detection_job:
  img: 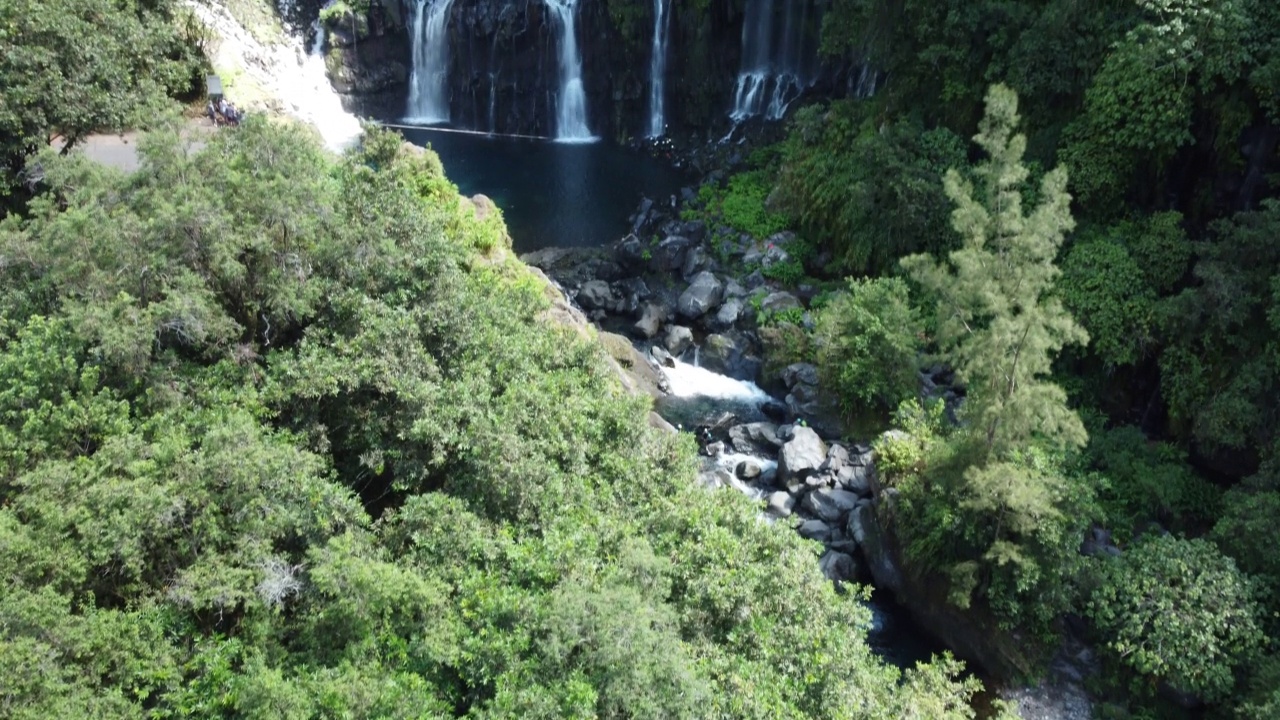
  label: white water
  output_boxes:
[543,0,596,143]
[406,0,456,123]
[729,0,817,122]
[189,1,361,152]
[661,358,771,403]
[647,0,671,137]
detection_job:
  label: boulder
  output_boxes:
[761,291,802,314]
[802,487,861,522]
[851,503,903,593]
[700,332,762,382]
[663,325,694,357]
[653,236,694,272]
[712,297,744,329]
[682,245,708,278]
[796,518,833,543]
[577,280,615,311]
[728,422,783,454]
[650,344,675,368]
[677,271,725,319]
[765,491,796,519]
[822,443,850,473]
[735,460,762,480]
[819,550,861,584]
[633,301,669,339]
[779,426,827,481]
[837,465,872,496]
[782,362,820,389]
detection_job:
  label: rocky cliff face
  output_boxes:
[320,0,826,140]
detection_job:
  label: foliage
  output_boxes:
[775,102,966,275]
[896,85,1092,626]
[0,0,195,195]
[1086,424,1221,539]
[1158,199,1280,452]
[1085,534,1264,701]
[1059,236,1157,368]
[686,170,789,240]
[0,121,995,718]
[813,277,922,419]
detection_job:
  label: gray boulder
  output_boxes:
[796,518,833,543]
[761,291,802,314]
[677,271,725,319]
[765,491,796,519]
[819,550,861,584]
[779,426,827,481]
[653,236,694,272]
[663,325,694,356]
[728,422,784,454]
[782,362,820,389]
[822,443,850,473]
[700,332,763,382]
[837,465,872,496]
[633,301,668,339]
[712,297,744,329]
[802,487,861,522]
[735,460,762,480]
[577,280,615,311]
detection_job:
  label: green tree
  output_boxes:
[899,84,1090,616]
[813,276,922,420]
[0,0,194,194]
[903,83,1088,458]
[1086,534,1264,701]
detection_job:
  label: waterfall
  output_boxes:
[543,0,595,142]
[488,72,498,134]
[405,0,455,123]
[729,0,819,122]
[647,0,671,137]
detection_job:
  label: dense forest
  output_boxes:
[3,0,1280,718]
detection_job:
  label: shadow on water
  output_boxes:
[396,126,692,253]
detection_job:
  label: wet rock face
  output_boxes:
[328,0,754,137]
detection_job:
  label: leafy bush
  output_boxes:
[813,277,922,419]
[1086,535,1264,702]
[686,171,789,240]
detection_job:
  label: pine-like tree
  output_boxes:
[902,84,1089,601]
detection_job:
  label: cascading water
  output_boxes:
[729,0,820,122]
[543,0,596,142]
[647,0,671,137]
[405,0,455,123]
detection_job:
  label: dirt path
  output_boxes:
[60,120,217,172]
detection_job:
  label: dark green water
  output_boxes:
[398,127,691,254]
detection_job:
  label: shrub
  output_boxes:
[813,277,921,419]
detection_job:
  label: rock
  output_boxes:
[682,245,708,278]
[653,235,694,272]
[697,469,731,490]
[736,460,762,480]
[782,362,820,389]
[712,297,744,329]
[650,344,675,368]
[677,271,725,319]
[633,301,668,339]
[614,234,648,271]
[837,465,872,496]
[823,443,850,473]
[728,422,783,454]
[760,400,788,423]
[597,332,668,398]
[851,504,903,594]
[765,491,796,519]
[761,242,790,269]
[723,279,747,298]
[703,441,725,457]
[631,197,654,234]
[802,487,861,522]
[577,280,615,311]
[819,550,861,584]
[743,269,767,289]
[663,325,694,357]
[796,518,833,543]
[760,291,802,314]
[648,412,676,433]
[700,332,762,382]
[779,426,828,481]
